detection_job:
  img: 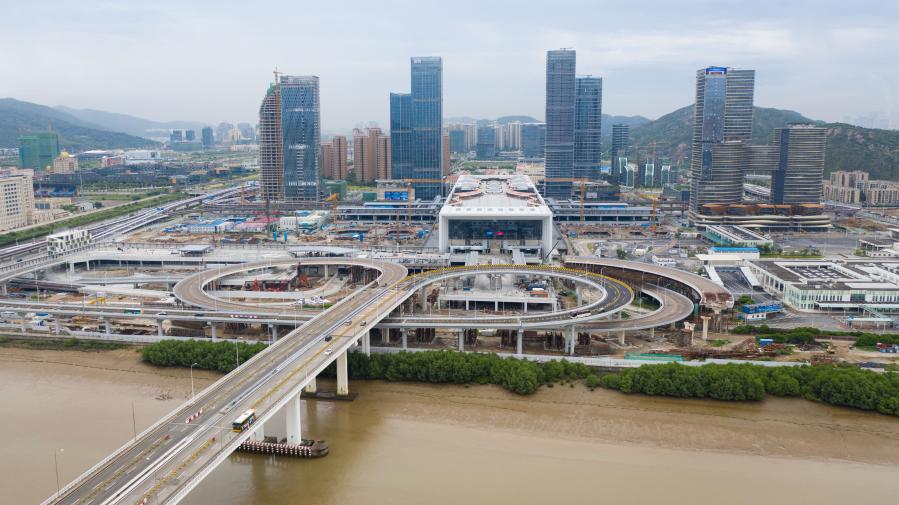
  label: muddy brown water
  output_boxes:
[1,347,897,504]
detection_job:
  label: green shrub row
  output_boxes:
[732,324,899,346]
[141,339,267,373]
[318,350,593,395]
[600,362,899,416]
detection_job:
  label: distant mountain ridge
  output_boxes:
[628,105,899,180]
[55,106,208,139]
[0,98,158,151]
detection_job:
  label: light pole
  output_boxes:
[54,448,64,495]
[190,362,199,402]
[235,342,240,369]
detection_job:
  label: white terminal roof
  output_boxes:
[439,175,552,219]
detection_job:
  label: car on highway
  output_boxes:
[324,347,333,355]
[360,320,367,327]
[324,335,333,342]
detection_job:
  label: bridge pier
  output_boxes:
[251,424,265,442]
[566,326,576,355]
[618,330,626,346]
[362,330,370,356]
[516,329,523,356]
[210,322,217,340]
[401,328,408,350]
[19,314,25,333]
[102,317,109,336]
[575,285,581,305]
[304,377,317,394]
[270,324,277,342]
[0,283,6,296]
[701,315,710,341]
[285,394,302,444]
[157,320,165,338]
[336,350,349,396]
[458,329,464,352]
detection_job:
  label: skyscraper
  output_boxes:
[610,124,629,183]
[258,82,284,200]
[170,130,183,143]
[771,125,826,204]
[442,133,450,176]
[257,74,322,201]
[544,49,577,198]
[476,126,496,160]
[574,76,602,181]
[521,123,546,158]
[201,127,214,148]
[18,132,59,170]
[689,66,755,213]
[184,130,196,141]
[390,92,413,181]
[280,75,321,201]
[448,129,466,154]
[390,56,443,199]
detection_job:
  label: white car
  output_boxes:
[324,347,333,356]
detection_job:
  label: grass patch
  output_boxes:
[0,336,124,351]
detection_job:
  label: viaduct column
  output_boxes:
[336,350,349,396]
[458,329,465,352]
[157,320,165,338]
[285,394,302,445]
[210,322,217,340]
[401,328,408,350]
[516,328,523,356]
[701,315,710,341]
[305,377,317,394]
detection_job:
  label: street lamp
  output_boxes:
[190,362,199,402]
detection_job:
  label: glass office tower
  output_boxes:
[410,56,443,200]
[574,76,602,181]
[390,92,413,180]
[280,75,321,201]
[544,49,577,198]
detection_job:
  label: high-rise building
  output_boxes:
[353,127,389,182]
[18,132,60,170]
[442,133,451,176]
[689,66,755,213]
[521,123,546,158]
[258,83,284,200]
[448,129,466,154]
[0,168,34,231]
[215,122,235,144]
[170,130,183,143]
[331,135,348,180]
[321,141,333,179]
[237,123,255,141]
[390,93,413,182]
[574,76,602,181]
[770,125,826,205]
[201,127,214,148]
[410,56,443,199]
[544,49,577,198]
[279,75,321,201]
[610,124,629,183]
[184,130,196,142]
[476,126,496,160]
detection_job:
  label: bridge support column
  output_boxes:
[19,314,25,334]
[362,330,370,356]
[305,377,317,394]
[336,351,349,396]
[270,324,277,342]
[516,329,523,356]
[618,330,626,346]
[210,322,217,340]
[701,316,710,341]
[157,320,165,338]
[458,330,464,352]
[251,424,265,442]
[566,326,576,355]
[68,262,74,274]
[54,319,60,334]
[575,285,581,305]
[285,394,302,445]
[0,283,6,296]
[102,318,110,336]
[401,328,408,350]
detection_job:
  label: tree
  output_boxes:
[616,248,627,260]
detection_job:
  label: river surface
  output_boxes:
[2,346,899,504]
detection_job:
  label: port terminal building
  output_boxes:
[747,259,899,313]
[438,175,553,256]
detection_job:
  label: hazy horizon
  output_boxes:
[2,0,897,132]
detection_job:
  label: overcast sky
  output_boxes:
[2,0,897,132]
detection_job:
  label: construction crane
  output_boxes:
[325,192,340,223]
[402,178,444,224]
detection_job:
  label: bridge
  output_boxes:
[39,254,728,504]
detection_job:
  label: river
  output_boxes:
[2,346,898,504]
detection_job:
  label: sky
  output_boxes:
[2,0,898,132]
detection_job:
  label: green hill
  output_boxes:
[0,98,158,151]
[629,105,899,180]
